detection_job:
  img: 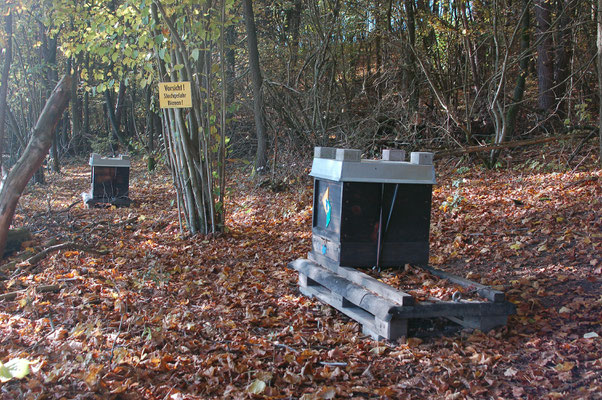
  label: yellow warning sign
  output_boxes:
[158,81,192,108]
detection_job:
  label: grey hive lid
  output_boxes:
[309,147,436,184]
[89,153,131,168]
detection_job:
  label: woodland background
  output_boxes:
[0,0,601,209]
[0,0,600,399]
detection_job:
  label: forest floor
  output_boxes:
[0,147,600,399]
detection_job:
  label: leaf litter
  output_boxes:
[0,152,600,399]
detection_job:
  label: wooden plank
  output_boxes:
[390,301,516,319]
[304,255,415,306]
[299,284,378,334]
[299,281,408,340]
[290,259,397,320]
[418,265,506,303]
[446,315,508,331]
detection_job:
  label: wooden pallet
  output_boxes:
[289,258,516,341]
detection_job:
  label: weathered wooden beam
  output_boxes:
[390,300,515,319]
[290,259,397,320]
[417,265,505,303]
[299,279,408,340]
[446,315,509,331]
[298,256,415,306]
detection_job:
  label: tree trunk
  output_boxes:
[81,54,90,153]
[3,228,31,256]
[51,135,60,173]
[490,0,531,165]
[405,0,419,119]
[286,0,302,83]
[505,0,531,139]
[70,59,81,158]
[242,0,268,173]
[0,75,71,257]
[144,86,156,171]
[43,33,60,172]
[105,89,131,153]
[555,0,572,120]
[535,0,555,112]
[0,13,13,177]
[225,25,236,106]
[598,0,602,163]
[114,80,127,129]
[374,1,382,99]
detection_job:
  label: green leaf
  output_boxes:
[0,359,31,382]
[191,49,200,61]
[246,379,266,395]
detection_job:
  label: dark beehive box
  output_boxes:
[309,148,435,268]
[82,154,131,207]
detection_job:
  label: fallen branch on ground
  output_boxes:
[0,284,61,301]
[1,242,109,275]
[24,242,109,267]
[434,132,592,159]
[562,176,599,190]
[74,216,139,234]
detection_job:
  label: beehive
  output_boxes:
[309,148,435,268]
[83,153,131,207]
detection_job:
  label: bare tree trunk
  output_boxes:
[405,0,419,119]
[490,0,531,165]
[0,75,71,257]
[555,0,572,120]
[70,59,81,159]
[144,86,156,171]
[0,13,13,177]
[505,0,531,139]
[535,0,555,112]
[105,89,131,153]
[242,0,268,173]
[81,54,90,153]
[598,0,602,163]
[286,0,302,83]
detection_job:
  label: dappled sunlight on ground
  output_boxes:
[0,154,599,398]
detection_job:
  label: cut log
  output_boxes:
[3,228,32,256]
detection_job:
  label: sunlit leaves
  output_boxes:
[0,359,31,382]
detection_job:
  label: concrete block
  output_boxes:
[335,148,362,162]
[314,147,337,159]
[382,149,406,162]
[410,152,434,165]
